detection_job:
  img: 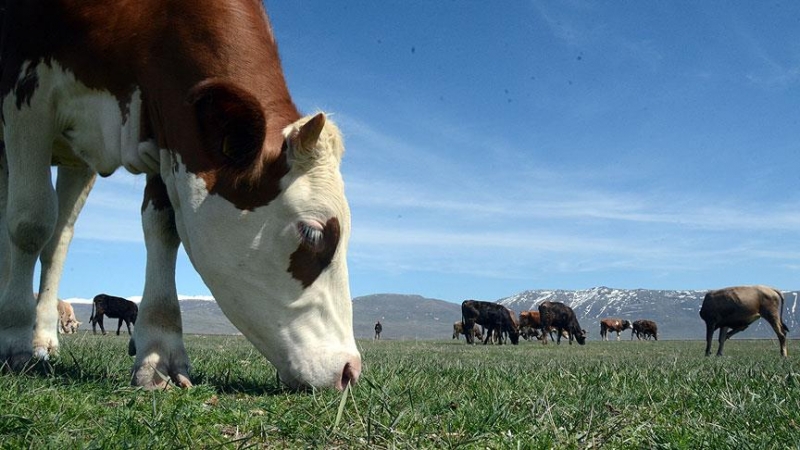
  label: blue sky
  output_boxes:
[53,1,800,304]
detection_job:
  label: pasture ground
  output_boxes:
[0,334,798,448]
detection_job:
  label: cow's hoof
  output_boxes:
[132,362,193,390]
[32,335,60,360]
[32,346,55,360]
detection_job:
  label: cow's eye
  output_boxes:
[297,222,324,252]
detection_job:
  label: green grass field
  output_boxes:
[1,334,798,449]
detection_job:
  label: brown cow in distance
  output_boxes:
[90,294,138,336]
[461,300,520,345]
[452,321,484,341]
[700,285,789,357]
[538,301,586,345]
[600,318,631,341]
[631,320,658,341]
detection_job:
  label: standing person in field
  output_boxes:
[374,321,383,340]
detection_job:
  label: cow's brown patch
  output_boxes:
[288,217,341,288]
[142,175,172,213]
[183,79,296,211]
[0,1,301,211]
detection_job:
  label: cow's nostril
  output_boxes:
[337,359,361,391]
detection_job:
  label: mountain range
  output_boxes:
[66,287,800,341]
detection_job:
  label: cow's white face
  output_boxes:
[162,112,360,390]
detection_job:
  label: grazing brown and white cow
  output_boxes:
[538,301,586,345]
[599,318,631,341]
[461,300,520,345]
[0,0,360,391]
[452,321,484,341]
[89,294,138,336]
[631,320,658,341]
[57,300,80,334]
[700,285,789,357]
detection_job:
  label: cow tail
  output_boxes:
[89,301,95,322]
[775,288,790,334]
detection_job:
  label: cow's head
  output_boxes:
[163,81,360,390]
[508,329,520,345]
[69,320,82,333]
[575,328,587,345]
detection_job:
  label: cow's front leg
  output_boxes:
[33,166,95,359]
[0,121,57,370]
[130,175,191,389]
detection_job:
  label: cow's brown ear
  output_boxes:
[187,79,266,166]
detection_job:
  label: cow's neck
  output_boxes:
[130,1,302,161]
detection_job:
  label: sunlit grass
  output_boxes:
[0,334,798,448]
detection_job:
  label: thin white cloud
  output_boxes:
[348,222,776,282]
[348,174,800,233]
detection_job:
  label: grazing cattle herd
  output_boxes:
[451,285,790,357]
[3,282,795,396]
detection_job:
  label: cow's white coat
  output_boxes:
[0,60,360,390]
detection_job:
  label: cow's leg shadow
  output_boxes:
[130,175,191,389]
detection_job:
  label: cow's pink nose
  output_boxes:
[336,358,362,391]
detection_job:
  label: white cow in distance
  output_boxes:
[57,300,80,334]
